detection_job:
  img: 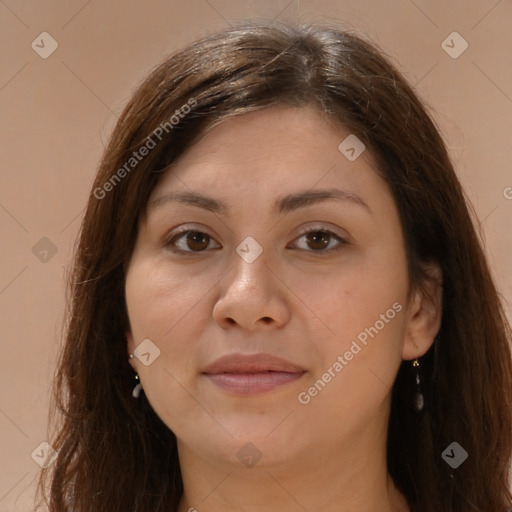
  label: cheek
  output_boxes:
[125,260,215,430]
[125,258,210,372]
[297,296,406,435]
[315,247,408,344]
[127,258,196,330]
[297,247,409,407]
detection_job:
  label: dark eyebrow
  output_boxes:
[148,188,371,215]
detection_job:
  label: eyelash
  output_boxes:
[164,226,350,256]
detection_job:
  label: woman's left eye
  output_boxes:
[164,228,349,255]
[291,228,349,253]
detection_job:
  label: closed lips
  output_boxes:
[202,353,306,395]
[202,353,306,375]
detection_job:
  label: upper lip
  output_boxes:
[202,353,305,374]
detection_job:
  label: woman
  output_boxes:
[37,21,512,512]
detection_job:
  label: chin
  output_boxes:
[181,425,301,470]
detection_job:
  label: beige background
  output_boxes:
[1,0,511,510]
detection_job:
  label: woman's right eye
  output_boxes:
[165,230,219,254]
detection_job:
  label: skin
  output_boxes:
[125,105,442,512]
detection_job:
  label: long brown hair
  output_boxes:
[37,20,512,512]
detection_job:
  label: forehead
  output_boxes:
[170,105,363,168]
[147,105,390,214]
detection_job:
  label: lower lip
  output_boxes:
[204,371,305,395]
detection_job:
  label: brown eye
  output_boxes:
[166,230,215,253]
[304,231,331,251]
[184,231,210,251]
[291,229,349,254]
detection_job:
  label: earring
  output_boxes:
[128,354,143,399]
[412,358,424,412]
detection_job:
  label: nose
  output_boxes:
[212,249,291,331]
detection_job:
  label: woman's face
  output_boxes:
[125,105,427,470]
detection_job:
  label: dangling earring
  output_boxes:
[412,358,424,411]
[128,354,143,398]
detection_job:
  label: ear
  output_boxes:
[402,262,443,361]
